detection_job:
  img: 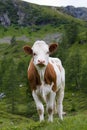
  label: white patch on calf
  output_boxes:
[36,82,54,102]
[49,57,63,90]
[32,41,49,67]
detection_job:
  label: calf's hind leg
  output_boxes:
[56,88,64,120]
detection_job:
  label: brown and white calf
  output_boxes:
[23,40,65,122]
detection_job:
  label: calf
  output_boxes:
[23,40,65,122]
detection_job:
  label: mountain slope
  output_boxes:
[0,0,87,127]
[0,0,86,27]
[57,6,87,21]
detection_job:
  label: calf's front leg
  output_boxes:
[32,91,44,122]
[46,91,56,122]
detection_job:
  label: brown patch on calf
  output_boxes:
[38,109,43,115]
[28,59,41,91]
[44,63,57,92]
[28,60,57,92]
[48,108,53,114]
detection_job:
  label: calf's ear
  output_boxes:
[49,43,58,54]
[23,45,33,55]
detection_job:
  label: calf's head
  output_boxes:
[23,40,58,68]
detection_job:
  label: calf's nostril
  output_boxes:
[38,60,41,63]
[42,60,45,63]
[38,60,45,64]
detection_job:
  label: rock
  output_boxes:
[0,93,6,99]
[59,6,87,21]
[17,10,25,25]
[0,13,11,27]
[43,33,62,44]
[16,35,29,42]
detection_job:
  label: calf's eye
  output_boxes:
[46,51,49,54]
[33,53,37,56]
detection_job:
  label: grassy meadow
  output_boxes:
[0,25,87,129]
[0,1,87,129]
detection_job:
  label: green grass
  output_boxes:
[0,91,87,119]
[0,111,87,130]
[0,41,87,129]
[68,43,87,67]
[0,111,42,130]
[0,3,87,129]
[37,114,87,130]
[64,91,87,113]
[0,24,60,40]
[0,91,87,130]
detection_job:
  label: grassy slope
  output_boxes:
[69,43,87,64]
[38,114,87,130]
[0,111,87,130]
[0,111,42,130]
[0,90,87,130]
[0,32,87,130]
[0,4,87,129]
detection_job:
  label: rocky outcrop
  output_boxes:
[43,33,61,44]
[17,10,25,25]
[0,0,25,26]
[0,13,11,27]
[0,0,87,27]
[58,6,87,21]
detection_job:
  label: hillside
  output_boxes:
[0,0,74,27]
[0,0,86,27]
[0,0,87,44]
[57,6,87,21]
[0,0,87,129]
